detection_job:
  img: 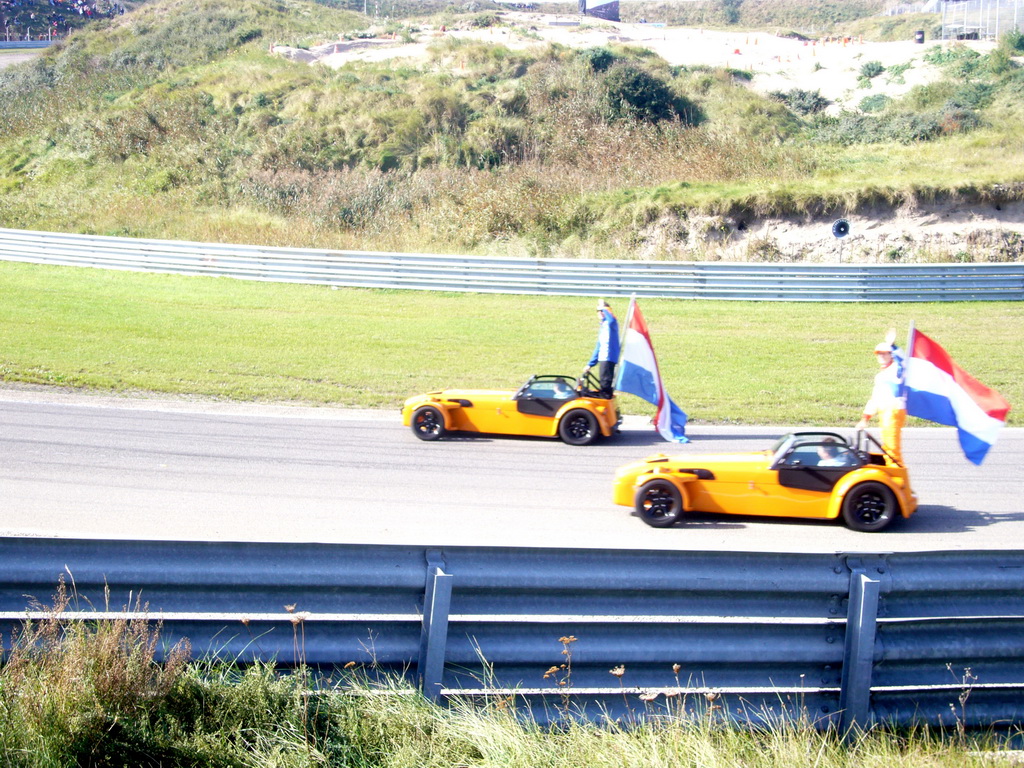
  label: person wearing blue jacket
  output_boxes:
[587,299,620,398]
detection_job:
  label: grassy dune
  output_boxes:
[1,0,1023,260]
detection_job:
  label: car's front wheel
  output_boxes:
[411,406,446,441]
[634,478,683,528]
[841,481,897,532]
[558,409,599,445]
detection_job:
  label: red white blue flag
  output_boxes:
[613,299,688,443]
[902,328,1010,465]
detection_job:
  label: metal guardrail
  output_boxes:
[0,41,52,49]
[1,228,1022,302]
[1,537,1022,729]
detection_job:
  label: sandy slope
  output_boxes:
[289,11,973,110]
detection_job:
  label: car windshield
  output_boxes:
[521,375,577,400]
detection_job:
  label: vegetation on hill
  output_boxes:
[0,0,1023,261]
[616,0,885,32]
[840,11,943,43]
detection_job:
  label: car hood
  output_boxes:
[617,451,772,475]
[408,388,516,403]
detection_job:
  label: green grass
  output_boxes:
[1,585,1019,767]
[1,262,1020,425]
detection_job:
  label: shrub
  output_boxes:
[945,82,995,110]
[603,64,678,123]
[581,46,616,73]
[859,94,891,113]
[810,110,949,144]
[924,44,983,79]
[468,11,500,28]
[986,46,1013,76]
[859,60,885,79]
[460,116,531,168]
[769,88,829,115]
[747,235,787,262]
[937,106,982,134]
[886,61,912,85]
[999,29,1024,54]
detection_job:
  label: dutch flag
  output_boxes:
[902,327,1011,465]
[613,298,688,443]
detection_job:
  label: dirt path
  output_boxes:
[0,50,42,70]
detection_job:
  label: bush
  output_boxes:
[603,64,678,122]
[468,11,500,28]
[460,116,531,168]
[999,28,1024,54]
[859,60,885,79]
[946,82,995,110]
[769,88,829,115]
[986,46,1013,76]
[924,44,983,79]
[858,93,891,113]
[581,46,616,73]
[810,110,949,144]
[885,61,912,85]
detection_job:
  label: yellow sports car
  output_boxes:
[613,431,917,532]
[402,373,620,445]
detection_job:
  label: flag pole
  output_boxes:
[614,294,636,391]
[905,320,916,369]
[896,321,914,397]
[621,293,636,347]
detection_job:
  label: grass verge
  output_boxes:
[0,261,1020,425]
[0,586,1020,767]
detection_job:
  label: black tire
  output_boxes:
[411,406,446,441]
[634,478,683,528]
[841,481,897,532]
[558,409,599,446]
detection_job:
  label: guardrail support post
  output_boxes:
[418,550,453,702]
[839,568,881,732]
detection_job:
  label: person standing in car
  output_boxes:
[587,299,619,398]
[856,329,906,464]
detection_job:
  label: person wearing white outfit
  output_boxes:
[856,329,906,465]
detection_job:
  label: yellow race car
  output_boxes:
[402,373,620,446]
[613,430,917,532]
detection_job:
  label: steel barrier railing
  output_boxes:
[1,537,1022,728]
[0,41,52,49]
[1,228,1022,301]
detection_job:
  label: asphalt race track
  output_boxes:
[1,388,1021,553]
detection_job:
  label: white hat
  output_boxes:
[596,298,610,310]
[874,342,893,354]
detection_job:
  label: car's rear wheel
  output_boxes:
[841,481,897,532]
[558,409,599,445]
[411,406,446,441]
[634,478,683,528]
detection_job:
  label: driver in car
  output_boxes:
[551,379,575,398]
[817,438,855,467]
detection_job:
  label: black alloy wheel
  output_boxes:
[558,409,599,445]
[841,481,897,532]
[411,406,446,441]
[634,478,683,528]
